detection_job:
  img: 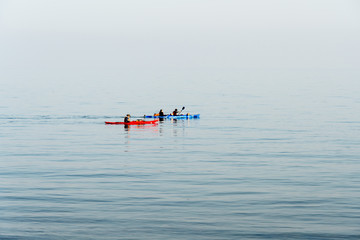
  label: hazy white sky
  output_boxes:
[1,0,359,32]
[1,0,359,82]
[1,0,359,115]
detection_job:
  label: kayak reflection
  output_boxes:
[123,123,158,131]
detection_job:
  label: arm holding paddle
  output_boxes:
[172,106,185,116]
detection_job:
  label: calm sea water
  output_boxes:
[1,70,360,239]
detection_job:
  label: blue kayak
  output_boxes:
[144,114,200,119]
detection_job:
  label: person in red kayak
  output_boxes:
[124,114,130,123]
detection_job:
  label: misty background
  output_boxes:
[1,0,359,116]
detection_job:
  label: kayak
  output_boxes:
[144,114,200,119]
[105,119,159,125]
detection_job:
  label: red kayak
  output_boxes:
[105,119,159,125]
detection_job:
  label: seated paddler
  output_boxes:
[124,114,131,123]
[159,109,165,116]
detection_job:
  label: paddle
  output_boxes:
[178,106,185,115]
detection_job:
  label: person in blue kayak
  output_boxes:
[172,107,185,116]
[124,114,131,123]
[159,109,165,116]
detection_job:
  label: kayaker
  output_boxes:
[124,114,130,123]
[172,107,185,116]
[159,109,165,116]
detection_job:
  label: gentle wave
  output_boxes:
[0,115,121,120]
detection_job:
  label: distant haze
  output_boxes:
[1,0,359,71]
[1,0,359,115]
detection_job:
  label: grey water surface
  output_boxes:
[1,69,360,240]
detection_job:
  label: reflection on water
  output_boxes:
[122,122,160,152]
[2,104,359,240]
[121,119,199,151]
